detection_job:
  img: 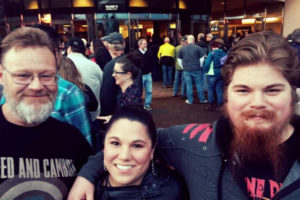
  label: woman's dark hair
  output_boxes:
[91,38,103,54]
[105,105,156,148]
[116,51,142,80]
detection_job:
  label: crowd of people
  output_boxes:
[1,24,300,200]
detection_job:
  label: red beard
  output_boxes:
[227,108,290,180]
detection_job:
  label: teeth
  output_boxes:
[116,165,132,170]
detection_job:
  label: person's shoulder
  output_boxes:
[133,49,140,54]
[175,44,182,49]
[84,57,102,71]
[57,78,84,98]
[103,59,117,73]
[292,115,300,132]
[142,165,188,199]
[195,44,203,50]
[45,117,91,145]
[46,117,80,131]
[58,77,78,90]
[179,45,188,51]
[158,122,215,143]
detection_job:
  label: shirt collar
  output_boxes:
[139,48,146,54]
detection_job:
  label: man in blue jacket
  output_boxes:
[68,31,300,200]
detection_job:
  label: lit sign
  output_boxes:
[105,5,119,11]
[98,0,125,11]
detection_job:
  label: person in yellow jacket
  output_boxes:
[157,37,175,88]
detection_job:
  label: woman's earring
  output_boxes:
[104,161,107,171]
[151,159,157,177]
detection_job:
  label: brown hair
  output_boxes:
[222,30,300,104]
[116,51,142,80]
[91,38,103,54]
[59,56,86,92]
[1,27,56,66]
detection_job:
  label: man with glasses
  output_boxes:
[1,24,93,145]
[0,27,93,199]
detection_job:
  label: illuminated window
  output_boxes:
[40,14,51,24]
[73,0,94,7]
[179,0,190,9]
[130,0,148,7]
[24,0,38,10]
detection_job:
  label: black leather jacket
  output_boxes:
[95,165,188,200]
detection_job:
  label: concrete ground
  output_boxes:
[145,81,221,128]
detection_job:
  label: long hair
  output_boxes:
[59,56,86,92]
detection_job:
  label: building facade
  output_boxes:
[0,0,211,49]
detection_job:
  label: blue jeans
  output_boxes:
[203,73,208,92]
[142,73,152,107]
[207,75,224,105]
[184,70,206,103]
[162,65,173,86]
[173,70,186,96]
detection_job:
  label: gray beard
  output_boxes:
[4,90,55,125]
[11,100,54,125]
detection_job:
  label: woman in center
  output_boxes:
[113,54,143,108]
[95,105,187,199]
[97,53,143,123]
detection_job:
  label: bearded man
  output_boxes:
[0,27,93,199]
[68,31,300,200]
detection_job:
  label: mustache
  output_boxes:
[241,110,276,121]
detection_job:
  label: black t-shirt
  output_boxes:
[244,131,299,199]
[0,106,93,199]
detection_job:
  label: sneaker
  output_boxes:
[144,105,152,111]
[172,94,178,97]
[185,100,192,104]
[200,100,208,104]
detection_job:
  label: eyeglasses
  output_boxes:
[3,68,58,86]
[112,70,127,75]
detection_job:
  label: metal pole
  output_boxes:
[281,4,284,35]
[224,0,228,44]
[128,12,132,51]
[262,7,267,31]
